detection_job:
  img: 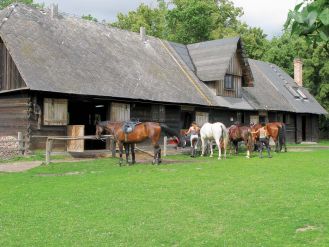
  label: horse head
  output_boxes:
[95,123,104,139]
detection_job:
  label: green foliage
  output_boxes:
[1,151,329,245]
[111,0,167,39]
[82,14,98,22]
[111,0,248,45]
[0,0,39,10]
[285,0,329,52]
[166,0,218,43]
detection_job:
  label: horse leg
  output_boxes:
[215,139,221,160]
[201,138,205,157]
[119,142,123,166]
[234,141,238,155]
[153,144,160,165]
[209,141,214,158]
[124,143,130,165]
[245,141,250,158]
[131,144,136,164]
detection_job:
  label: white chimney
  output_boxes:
[50,4,58,18]
[294,58,303,87]
[140,26,146,43]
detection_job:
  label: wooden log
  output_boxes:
[163,136,167,157]
[111,139,116,157]
[46,139,54,165]
[17,132,24,155]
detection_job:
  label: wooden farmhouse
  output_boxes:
[0,4,327,152]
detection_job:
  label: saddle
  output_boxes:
[122,120,141,134]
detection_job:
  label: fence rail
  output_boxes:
[45,135,114,164]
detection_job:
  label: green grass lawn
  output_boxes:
[1,150,329,246]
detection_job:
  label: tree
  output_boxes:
[111,0,167,39]
[285,0,329,131]
[285,0,329,54]
[82,14,98,22]
[0,0,39,10]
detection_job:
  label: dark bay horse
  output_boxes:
[96,121,182,165]
[251,122,287,152]
[228,124,253,158]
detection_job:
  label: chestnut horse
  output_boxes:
[96,121,181,165]
[228,124,253,158]
[266,122,287,152]
[251,122,287,152]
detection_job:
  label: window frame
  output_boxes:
[43,98,68,126]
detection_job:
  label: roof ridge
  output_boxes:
[0,3,18,30]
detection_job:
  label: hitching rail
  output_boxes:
[45,135,113,165]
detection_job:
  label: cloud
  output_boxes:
[232,0,303,37]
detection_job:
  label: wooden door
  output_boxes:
[67,125,84,152]
[110,103,130,121]
[250,115,259,124]
[195,112,209,127]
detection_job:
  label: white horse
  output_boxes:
[200,122,229,160]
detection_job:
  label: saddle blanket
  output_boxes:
[122,120,141,134]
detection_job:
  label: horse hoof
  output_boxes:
[218,157,222,160]
[210,155,213,158]
[246,156,250,159]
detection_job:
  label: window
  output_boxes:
[224,75,234,90]
[286,85,308,100]
[43,98,68,126]
[151,105,165,122]
[297,88,308,99]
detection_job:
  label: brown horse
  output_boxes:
[228,124,253,158]
[251,122,287,152]
[96,121,182,165]
[266,122,287,152]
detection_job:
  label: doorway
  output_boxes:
[181,111,194,129]
[68,100,107,150]
[302,116,307,141]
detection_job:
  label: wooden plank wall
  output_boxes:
[29,95,67,151]
[216,53,243,98]
[268,112,296,143]
[0,94,29,136]
[209,109,237,127]
[0,40,26,91]
[311,114,319,142]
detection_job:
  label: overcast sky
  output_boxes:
[34,0,303,38]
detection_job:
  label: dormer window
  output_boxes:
[224,74,234,90]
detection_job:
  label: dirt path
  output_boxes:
[0,161,42,173]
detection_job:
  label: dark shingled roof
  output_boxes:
[0,4,326,115]
[187,37,240,82]
[243,59,327,114]
[0,4,215,106]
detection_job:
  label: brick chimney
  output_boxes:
[294,58,303,87]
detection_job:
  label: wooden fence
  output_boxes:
[45,135,114,164]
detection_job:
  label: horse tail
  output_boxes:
[160,123,183,146]
[221,124,229,149]
[279,124,287,151]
